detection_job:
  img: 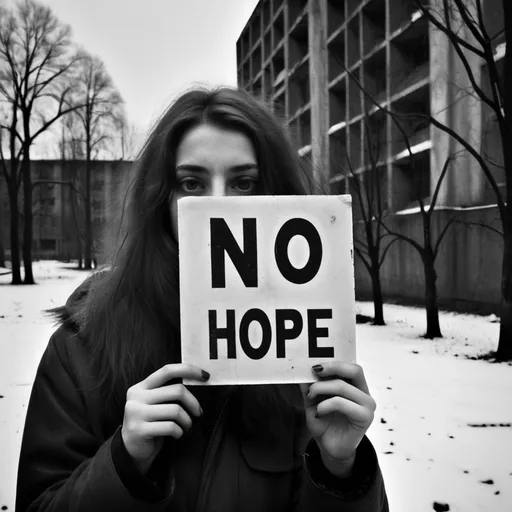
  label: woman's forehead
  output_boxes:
[176,124,257,165]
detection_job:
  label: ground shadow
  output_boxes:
[463,350,512,365]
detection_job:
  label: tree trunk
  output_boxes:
[84,157,92,270]
[77,235,83,269]
[497,193,512,359]
[8,176,22,284]
[496,4,512,360]
[370,259,385,325]
[423,251,442,338]
[69,178,85,270]
[22,154,35,284]
[0,233,5,267]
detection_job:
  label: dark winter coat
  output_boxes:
[15,278,389,512]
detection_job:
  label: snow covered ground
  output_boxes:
[1,261,511,511]
[357,302,511,512]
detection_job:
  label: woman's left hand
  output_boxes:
[300,362,376,475]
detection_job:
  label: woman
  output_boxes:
[16,87,389,511]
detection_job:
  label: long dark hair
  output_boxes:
[65,87,312,429]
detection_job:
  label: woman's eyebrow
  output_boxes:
[175,164,208,173]
[175,163,258,173]
[230,164,258,172]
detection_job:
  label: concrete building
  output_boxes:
[237,0,505,312]
[0,160,131,261]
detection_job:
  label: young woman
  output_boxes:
[16,87,389,511]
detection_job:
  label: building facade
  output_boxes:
[0,160,131,261]
[237,0,505,312]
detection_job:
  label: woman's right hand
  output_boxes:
[121,363,210,474]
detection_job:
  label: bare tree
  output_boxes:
[349,114,395,325]
[0,0,83,284]
[59,113,86,267]
[69,52,124,269]
[345,66,456,338]
[381,156,455,339]
[0,16,23,283]
[407,0,511,357]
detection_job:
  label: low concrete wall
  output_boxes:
[354,206,503,314]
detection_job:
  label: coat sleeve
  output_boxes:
[15,330,175,512]
[292,413,389,511]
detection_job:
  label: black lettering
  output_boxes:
[274,218,322,284]
[239,308,272,360]
[210,218,258,288]
[275,309,303,358]
[209,309,236,359]
[307,309,334,358]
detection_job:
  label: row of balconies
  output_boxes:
[238,0,429,117]
[238,0,428,71]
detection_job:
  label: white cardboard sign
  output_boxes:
[178,195,355,385]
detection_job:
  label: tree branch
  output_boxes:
[379,236,399,268]
[434,217,456,256]
[413,0,486,58]
[454,219,504,238]
[426,114,505,217]
[347,156,370,227]
[440,0,500,117]
[450,0,486,47]
[0,123,24,145]
[380,222,424,255]
[429,156,452,219]
[32,179,85,201]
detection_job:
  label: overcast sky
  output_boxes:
[3,0,259,135]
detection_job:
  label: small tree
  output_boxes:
[0,109,9,268]
[68,52,124,269]
[381,156,456,338]
[349,114,395,325]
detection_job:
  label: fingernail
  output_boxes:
[312,364,323,374]
[199,406,204,416]
[307,389,312,400]
[201,370,210,381]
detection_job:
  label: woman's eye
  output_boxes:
[234,178,257,193]
[180,179,204,193]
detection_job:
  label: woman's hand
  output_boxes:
[300,362,376,477]
[121,363,210,474]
